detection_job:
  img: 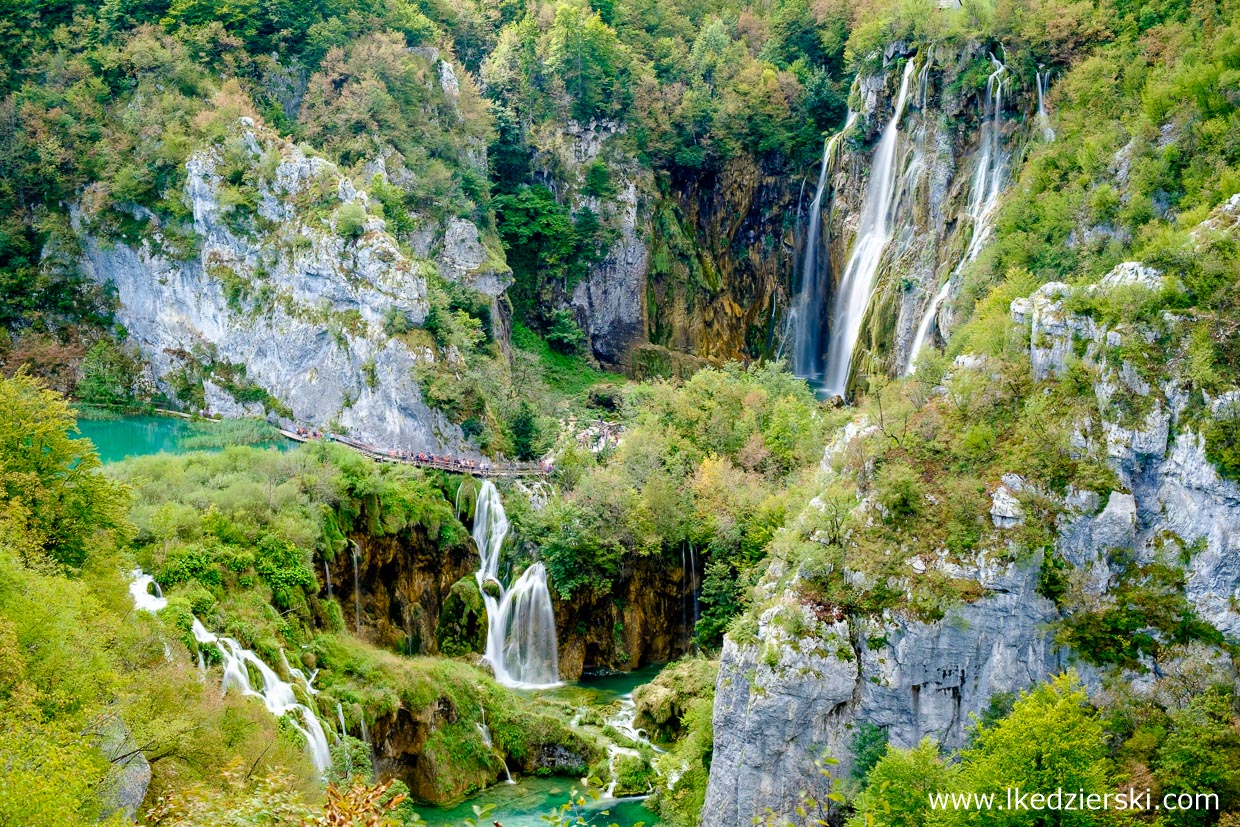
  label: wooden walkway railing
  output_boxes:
[279,430,549,477]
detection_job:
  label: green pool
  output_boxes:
[412,776,654,826]
[75,415,289,463]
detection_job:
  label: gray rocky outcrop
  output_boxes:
[78,122,472,453]
[704,199,1240,824]
[704,559,1067,826]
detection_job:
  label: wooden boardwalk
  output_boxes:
[278,430,549,477]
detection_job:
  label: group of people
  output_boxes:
[287,422,549,475]
[398,451,492,473]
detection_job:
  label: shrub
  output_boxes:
[335,202,368,241]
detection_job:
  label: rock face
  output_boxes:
[97,716,151,822]
[331,528,477,655]
[702,199,1240,825]
[703,560,1067,826]
[78,122,481,453]
[555,551,696,680]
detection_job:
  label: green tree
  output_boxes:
[0,373,129,568]
[509,401,540,461]
[545,0,633,122]
[848,738,955,827]
[78,339,141,407]
[931,673,1117,826]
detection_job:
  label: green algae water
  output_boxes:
[414,776,654,826]
[75,416,289,463]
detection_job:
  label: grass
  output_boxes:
[511,322,625,398]
[180,417,283,449]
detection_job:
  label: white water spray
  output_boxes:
[129,569,167,613]
[905,55,1009,374]
[191,619,332,774]
[128,570,332,775]
[789,113,856,383]
[350,540,361,635]
[822,58,917,398]
[472,481,560,688]
[1036,69,1055,142]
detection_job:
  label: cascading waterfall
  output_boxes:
[351,540,361,635]
[323,560,333,599]
[476,705,515,784]
[822,58,917,398]
[789,112,856,383]
[190,620,332,774]
[472,480,560,688]
[905,55,1009,375]
[128,570,331,775]
[129,569,168,612]
[1037,68,1055,142]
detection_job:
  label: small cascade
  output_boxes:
[129,569,167,613]
[337,702,347,741]
[905,278,953,374]
[476,706,515,784]
[688,543,700,636]
[191,618,333,775]
[323,560,333,599]
[350,540,361,635]
[822,58,918,398]
[917,48,933,108]
[472,481,561,689]
[602,691,662,798]
[1036,69,1055,142]
[789,112,856,384]
[905,54,1009,374]
[129,570,332,776]
[963,54,1008,259]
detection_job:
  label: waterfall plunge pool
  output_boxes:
[415,663,668,826]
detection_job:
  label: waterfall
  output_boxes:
[351,541,361,635]
[688,542,700,635]
[129,568,333,776]
[129,569,168,613]
[789,113,856,384]
[476,705,515,784]
[472,480,561,688]
[190,619,332,774]
[323,560,333,599]
[1037,69,1055,142]
[917,49,933,108]
[822,58,917,398]
[904,55,1009,375]
[603,691,663,798]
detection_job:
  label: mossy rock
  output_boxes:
[436,575,488,656]
[633,657,718,743]
[612,752,656,796]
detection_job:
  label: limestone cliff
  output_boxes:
[78,119,506,452]
[702,197,1240,825]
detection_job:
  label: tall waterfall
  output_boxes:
[905,55,1009,375]
[473,480,560,688]
[1037,69,1055,142]
[821,58,917,398]
[128,570,332,775]
[790,113,856,384]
